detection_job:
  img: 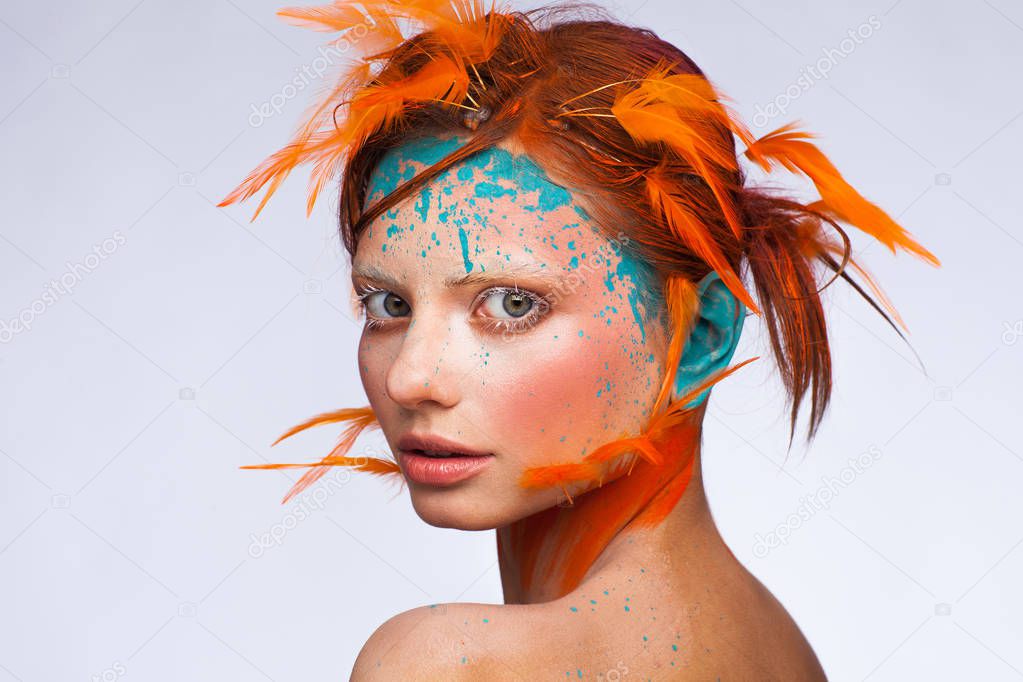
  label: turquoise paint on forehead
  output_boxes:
[364,132,664,339]
[366,133,572,214]
[365,134,467,203]
[457,226,473,273]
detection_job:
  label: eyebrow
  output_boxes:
[351,262,558,289]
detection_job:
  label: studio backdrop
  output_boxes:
[0,0,1020,680]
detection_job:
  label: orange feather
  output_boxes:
[277,2,367,31]
[240,455,399,473]
[301,54,469,215]
[219,52,470,219]
[238,406,401,504]
[362,0,510,62]
[270,406,378,446]
[219,0,493,219]
[645,167,758,313]
[611,65,747,239]
[648,274,700,416]
[799,208,908,331]
[744,122,940,266]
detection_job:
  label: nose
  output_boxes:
[384,315,463,410]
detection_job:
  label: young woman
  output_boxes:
[220,1,939,678]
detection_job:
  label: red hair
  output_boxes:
[221,1,939,597]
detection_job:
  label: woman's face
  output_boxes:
[352,132,670,530]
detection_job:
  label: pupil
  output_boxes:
[384,294,408,316]
[503,292,531,317]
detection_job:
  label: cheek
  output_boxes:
[477,311,664,466]
[481,335,595,451]
[357,331,396,407]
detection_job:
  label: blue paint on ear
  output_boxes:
[671,271,746,409]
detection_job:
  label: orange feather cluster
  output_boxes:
[240,406,400,504]
[559,58,939,320]
[218,0,510,219]
[607,66,750,238]
[743,122,939,265]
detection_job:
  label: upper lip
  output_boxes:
[397,433,493,457]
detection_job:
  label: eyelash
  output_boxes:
[476,286,551,334]
[352,284,550,335]
[353,284,390,332]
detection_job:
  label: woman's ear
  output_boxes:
[670,271,747,408]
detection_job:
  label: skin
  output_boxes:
[348,133,826,680]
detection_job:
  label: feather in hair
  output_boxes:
[219,0,500,219]
[645,166,759,314]
[216,65,369,218]
[647,274,700,416]
[744,122,940,266]
[608,63,747,240]
[302,53,470,214]
[796,207,907,331]
[275,2,406,76]
[219,52,470,218]
[351,4,407,59]
[276,2,366,31]
[362,0,510,62]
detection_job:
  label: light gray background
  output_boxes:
[0,0,1020,679]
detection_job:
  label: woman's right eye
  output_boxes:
[362,290,411,319]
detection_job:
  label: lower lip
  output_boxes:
[397,450,494,486]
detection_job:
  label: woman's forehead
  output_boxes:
[366,133,581,215]
[361,134,619,267]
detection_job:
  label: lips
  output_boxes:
[397,433,493,458]
[396,433,495,486]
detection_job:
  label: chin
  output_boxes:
[407,484,556,530]
[408,488,503,530]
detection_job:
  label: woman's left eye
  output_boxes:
[480,289,533,318]
[475,287,549,331]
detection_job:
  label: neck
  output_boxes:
[496,405,716,604]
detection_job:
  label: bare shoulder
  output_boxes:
[348,595,704,680]
[349,601,545,681]
[349,598,615,679]
[677,560,829,680]
[349,574,825,680]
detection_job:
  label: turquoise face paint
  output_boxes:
[457,226,473,273]
[365,134,465,203]
[609,238,660,344]
[365,133,663,342]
